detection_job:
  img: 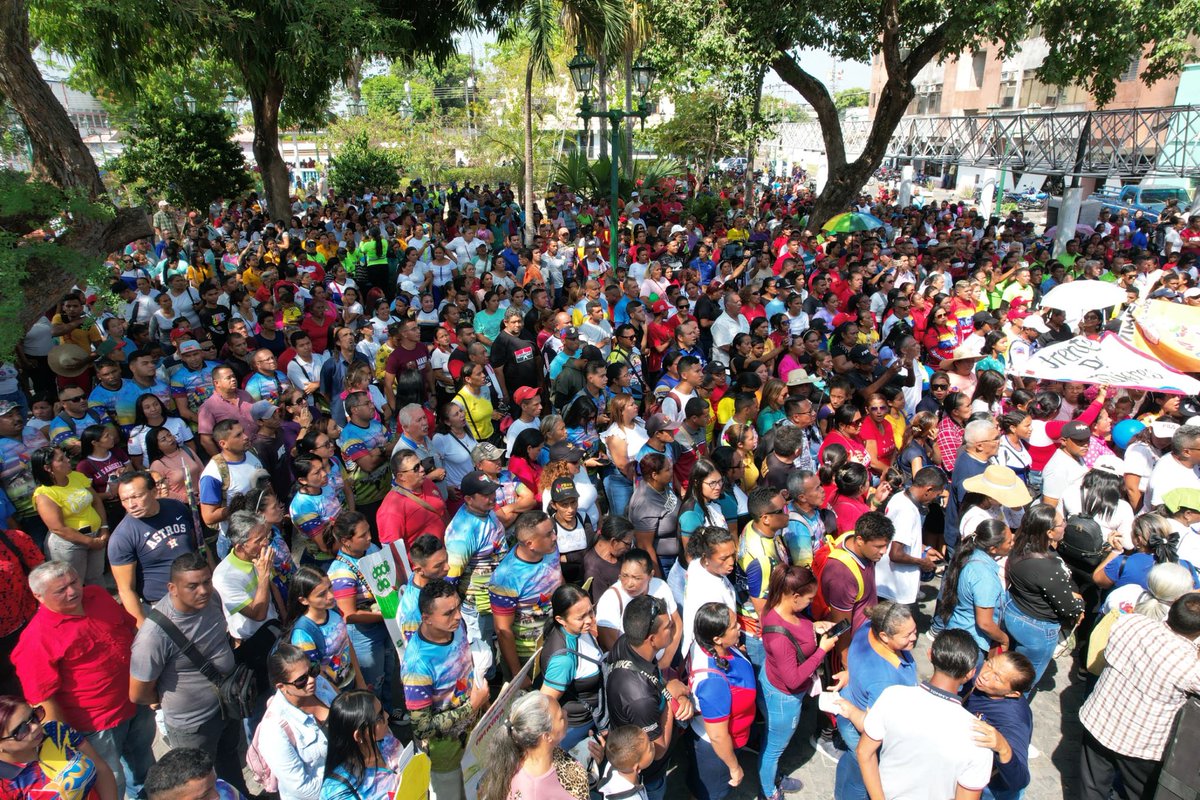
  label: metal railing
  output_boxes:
[772,105,1200,179]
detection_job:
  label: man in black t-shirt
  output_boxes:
[606,595,694,800]
[490,309,541,401]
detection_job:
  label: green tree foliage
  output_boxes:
[0,172,112,357]
[833,88,868,113]
[361,74,437,120]
[642,89,742,174]
[327,131,403,195]
[761,95,811,123]
[110,102,251,210]
[646,0,1200,228]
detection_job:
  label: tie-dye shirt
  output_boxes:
[488,550,563,660]
[396,577,423,643]
[290,610,355,689]
[444,506,508,614]
[289,485,342,565]
[89,379,171,432]
[245,370,289,404]
[170,362,218,413]
[328,545,380,609]
[401,620,473,770]
[338,420,391,505]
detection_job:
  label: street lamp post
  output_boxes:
[222,91,240,117]
[568,46,656,272]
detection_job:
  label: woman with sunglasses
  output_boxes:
[0,695,117,799]
[254,643,336,800]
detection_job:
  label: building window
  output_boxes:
[972,52,987,89]
[1120,54,1140,82]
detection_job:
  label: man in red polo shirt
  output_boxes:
[378,448,448,549]
[13,561,154,799]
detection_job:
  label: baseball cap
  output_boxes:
[513,386,540,405]
[550,476,580,503]
[972,311,999,328]
[650,299,669,314]
[0,400,20,417]
[1151,419,1181,438]
[461,470,501,496]
[1185,287,1200,299]
[1022,315,1049,333]
[646,413,679,436]
[1092,453,1125,475]
[250,401,278,421]
[548,440,584,463]
[849,345,875,364]
[471,442,504,464]
[177,339,202,354]
[562,326,580,340]
[1060,420,1092,442]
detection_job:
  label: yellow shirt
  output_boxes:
[455,388,494,441]
[242,267,264,293]
[33,472,101,531]
[317,243,339,261]
[740,454,760,492]
[52,314,103,351]
[886,412,907,450]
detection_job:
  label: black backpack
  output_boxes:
[1057,515,1109,588]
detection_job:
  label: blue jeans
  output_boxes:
[1002,597,1059,692]
[643,772,666,800]
[983,787,1025,800]
[758,677,803,797]
[603,473,634,518]
[87,705,156,799]
[350,621,396,711]
[560,723,593,751]
[460,605,496,680]
[834,716,866,800]
[686,733,735,800]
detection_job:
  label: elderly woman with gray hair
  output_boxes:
[1086,561,1196,676]
[477,692,589,800]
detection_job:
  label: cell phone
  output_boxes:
[827,620,852,639]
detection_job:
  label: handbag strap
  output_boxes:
[145,608,227,686]
[763,624,809,662]
[389,484,438,514]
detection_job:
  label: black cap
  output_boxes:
[972,311,998,328]
[849,345,875,364]
[550,476,580,503]
[460,470,501,496]
[547,440,584,463]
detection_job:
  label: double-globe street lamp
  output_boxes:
[567,45,656,271]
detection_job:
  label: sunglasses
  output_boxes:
[932,384,950,391]
[0,706,44,741]
[61,395,86,402]
[280,663,320,689]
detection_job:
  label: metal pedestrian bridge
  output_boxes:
[775,105,1200,179]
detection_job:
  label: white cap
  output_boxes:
[1092,454,1125,475]
[1152,419,1181,438]
[631,191,639,197]
[1023,315,1050,333]
[1187,416,1200,428]
[670,224,687,235]
[1185,287,1200,299]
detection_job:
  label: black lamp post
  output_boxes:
[568,45,656,272]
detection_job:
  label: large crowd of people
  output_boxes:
[0,175,1199,800]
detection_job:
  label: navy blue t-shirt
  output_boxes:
[107,499,197,601]
[965,692,1032,793]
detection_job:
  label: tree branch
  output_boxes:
[770,48,846,170]
[903,19,954,82]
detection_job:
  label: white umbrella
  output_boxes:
[1040,281,1128,316]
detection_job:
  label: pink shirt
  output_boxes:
[508,764,577,800]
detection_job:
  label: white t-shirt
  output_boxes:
[1146,454,1200,510]
[445,236,479,265]
[862,684,993,800]
[128,417,195,460]
[711,313,749,367]
[212,552,279,639]
[681,558,736,657]
[1123,441,1160,500]
[878,491,924,604]
[1041,449,1087,504]
[601,424,649,467]
[596,577,677,648]
[504,417,541,457]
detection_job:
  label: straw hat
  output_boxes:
[47,344,91,377]
[938,344,983,371]
[962,464,1032,508]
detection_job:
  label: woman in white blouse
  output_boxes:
[255,643,334,800]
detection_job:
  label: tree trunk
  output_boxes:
[743,69,764,214]
[523,59,536,247]
[0,0,152,337]
[249,75,290,220]
[345,52,364,103]
[0,0,105,197]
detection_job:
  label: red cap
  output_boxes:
[513,386,540,405]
